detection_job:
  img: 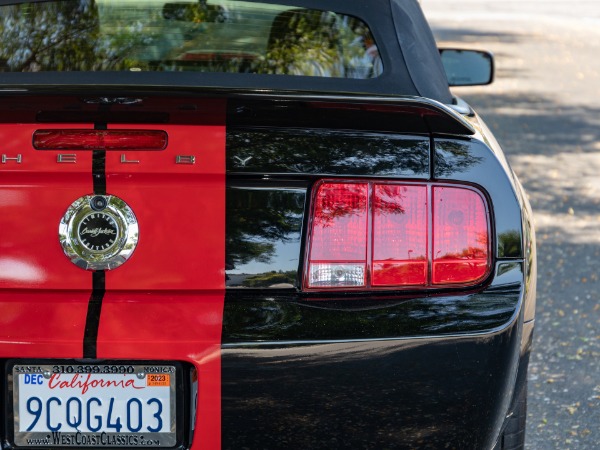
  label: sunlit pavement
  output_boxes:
[421,1,600,448]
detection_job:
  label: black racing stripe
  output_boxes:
[84,270,105,358]
[92,122,107,195]
[84,122,108,358]
[92,150,106,195]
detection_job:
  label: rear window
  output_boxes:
[0,0,382,79]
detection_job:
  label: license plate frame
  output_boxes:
[7,360,184,448]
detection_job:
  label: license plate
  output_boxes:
[11,363,176,447]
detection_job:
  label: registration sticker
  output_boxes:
[146,374,170,387]
[11,364,177,447]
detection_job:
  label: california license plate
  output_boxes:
[11,363,177,447]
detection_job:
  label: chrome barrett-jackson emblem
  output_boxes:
[59,195,139,270]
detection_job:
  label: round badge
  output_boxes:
[78,213,119,251]
[59,195,139,270]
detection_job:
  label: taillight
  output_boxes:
[372,184,428,286]
[305,181,491,290]
[308,183,368,287]
[33,130,168,150]
[432,186,489,285]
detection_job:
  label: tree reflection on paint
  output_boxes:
[226,190,303,271]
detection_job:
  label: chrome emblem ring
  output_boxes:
[59,195,139,270]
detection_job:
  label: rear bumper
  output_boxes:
[222,318,524,450]
[221,262,532,450]
[0,264,531,450]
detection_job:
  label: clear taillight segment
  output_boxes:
[306,181,490,290]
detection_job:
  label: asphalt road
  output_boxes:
[420,1,600,448]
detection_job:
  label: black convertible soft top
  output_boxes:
[0,0,452,104]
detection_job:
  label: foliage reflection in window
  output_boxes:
[0,0,382,78]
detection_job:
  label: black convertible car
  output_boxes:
[0,0,535,449]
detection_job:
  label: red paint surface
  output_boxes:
[104,122,225,291]
[0,291,90,358]
[0,100,226,450]
[99,107,226,449]
[0,123,92,358]
[0,124,93,291]
[98,292,223,449]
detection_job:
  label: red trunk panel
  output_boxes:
[0,99,226,449]
[97,108,226,449]
[0,291,90,358]
[0,124,93,291]
[0,123,92,358]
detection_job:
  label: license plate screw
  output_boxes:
[137,372,145,379]
[43,370,51,379]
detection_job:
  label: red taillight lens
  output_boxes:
[308,183,368,287]
[432,186,489,285]
[372,184,428,286]
[33,130,168,150]
[306,181,491,290]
